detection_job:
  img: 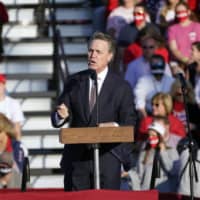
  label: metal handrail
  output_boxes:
[47,0,69,95]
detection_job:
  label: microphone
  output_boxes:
[176,73,187,88]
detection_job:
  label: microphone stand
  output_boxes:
[91,72,101,189]
[150,147,160,189]
[177,74,198,200]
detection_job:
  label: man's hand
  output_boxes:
[56,103,69,119]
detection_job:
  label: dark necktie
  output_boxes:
[89,81,96,112]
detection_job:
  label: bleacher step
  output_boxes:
[22,133,62,148]
[3,24,38,39]
[8,8,35,23]
[10,91,57,98]
[4,41,87,56]
[6,73,52,80]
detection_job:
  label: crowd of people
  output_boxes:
[88,0,200,197]
[1,0,200,197]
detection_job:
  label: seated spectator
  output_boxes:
[167,1,200,65]
[155,0,179,35]
[144,0,164,22]
[125,33,171,89]
[106,0,135,39]
[188,41,200,87]
[92,0,108,32]
[0,74,25,141]
[128,120,180,192]
[123,27,169,68]
[188,41,200,107]
[170,79,200,142]
[118,2,159,47]
[134,54,174,118]
[138,92,186,140]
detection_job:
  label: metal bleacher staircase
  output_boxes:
[1,0,93,188]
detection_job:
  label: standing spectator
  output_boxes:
[134,54,174,118]
[167,1,200,65]
[0,1,8,59]
[0,74,25,141]
[188,41,200,88]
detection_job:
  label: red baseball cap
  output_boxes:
[0,74,6,84]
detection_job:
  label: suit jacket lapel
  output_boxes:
[79,77,90,122]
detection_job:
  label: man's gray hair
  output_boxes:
[88,32,116,56]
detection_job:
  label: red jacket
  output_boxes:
[138,114,186,140]
[105,0,119,18]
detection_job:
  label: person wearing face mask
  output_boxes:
[127,118,180,192]
[106,0,136,40]
[168,1,200,66]
[117,2,160,47]
[134,54,175,118]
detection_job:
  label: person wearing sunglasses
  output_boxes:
[134,54,175,118]
[125,31,172,89]
[138,91,186,142]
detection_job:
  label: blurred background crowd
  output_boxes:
[90,0,200,197]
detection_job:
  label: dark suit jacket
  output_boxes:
[51,69,136,170]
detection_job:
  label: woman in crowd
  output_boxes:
[138,92,186,140]
[156,0,179,35]
[128,118,180,192]
[167,1,200,65]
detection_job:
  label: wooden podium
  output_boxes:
[60,126,134,189]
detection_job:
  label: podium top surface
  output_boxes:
[60,126,134,144]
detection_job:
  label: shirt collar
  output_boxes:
[97,67,108,82]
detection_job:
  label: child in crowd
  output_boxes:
[127,117,180,192]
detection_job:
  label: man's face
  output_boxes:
[141,38,157,60]
[88,39,113,73]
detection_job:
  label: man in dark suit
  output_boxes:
[51,32,136,191]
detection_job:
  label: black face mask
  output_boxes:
[152,73,164,81]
